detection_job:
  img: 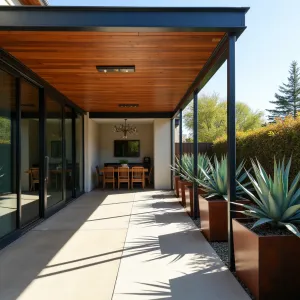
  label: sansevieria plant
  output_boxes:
[193,155,250,200]
[235,158,300,237]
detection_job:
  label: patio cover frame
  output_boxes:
[0,6,249,270]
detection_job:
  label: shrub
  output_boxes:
[213,116,300,179]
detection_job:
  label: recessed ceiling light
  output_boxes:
[119,104,139,108]
[96,66,135,73]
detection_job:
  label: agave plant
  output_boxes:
[235,158,300,237]
[179,153,210,182]
[194,155,250,200]
[171,153,210,183]
[171,154,193,180]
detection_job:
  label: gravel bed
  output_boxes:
[244,222,300,236]
[192,218,255,299]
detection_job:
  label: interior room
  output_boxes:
[90,118,154,189]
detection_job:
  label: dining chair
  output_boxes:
[103,167,115,189]
[118,167,130,189]
[30,168,39,191]
[95,165,102,187]
[145,166,153,186]
[131,166,145,189]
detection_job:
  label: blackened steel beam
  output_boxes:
[179,109,183,168]
[173,35,229,115]
[227,34,236,272]
[193,89,199,219]
[88,112,173,119]
[0,6,248,32]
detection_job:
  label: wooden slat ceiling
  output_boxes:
[19,0,42,5]
[0,31,225,113]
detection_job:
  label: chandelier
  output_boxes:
[113,119,137,139]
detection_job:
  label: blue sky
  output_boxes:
[50,0,300,117]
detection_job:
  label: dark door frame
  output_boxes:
[0,55,85,250]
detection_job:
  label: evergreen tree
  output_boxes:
[267,61,300,121]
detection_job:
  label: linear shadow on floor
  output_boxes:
[0,190,127,300]
[118,252,248,300]
[118,281,172,300]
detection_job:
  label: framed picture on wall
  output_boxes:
[51,141,62,158]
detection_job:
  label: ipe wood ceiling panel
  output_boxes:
[19,0,42,5]
[0,31,225,113]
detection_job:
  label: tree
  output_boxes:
[183,93,264,142]
[267,60,300,121]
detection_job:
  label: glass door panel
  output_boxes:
[65,106,73,200]
[76,113,84,195]
[46,94,63,208]
[20,79,40,226]
[0,69,17,238]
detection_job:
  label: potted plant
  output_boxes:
[178,154,194,207]
[195,155,251,241]
[172,157,181,198]
[171,154,193,206]
[119,159,129,167]
[233,158,300,300]
[180,153,210,217]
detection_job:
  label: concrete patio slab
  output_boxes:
[0,190,250,300]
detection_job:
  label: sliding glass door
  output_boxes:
[0,62,85,246]
[20,79,40,226]
[45,94,63,208]
[65,106,73,200]
[76,113,84,196]
[0,69,17,238]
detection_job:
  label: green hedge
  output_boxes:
[213,116,300,179]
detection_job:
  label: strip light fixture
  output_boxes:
[96,66,135,73]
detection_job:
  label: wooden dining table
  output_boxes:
[100,167,148,173]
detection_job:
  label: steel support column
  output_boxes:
[170,118,174,189]
[193,89,199,218]
[227,34,236,271]
[15,77,21,228]
[179,109,183,168]
[39,87,46,217]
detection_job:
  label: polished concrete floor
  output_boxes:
[0,190,250,300]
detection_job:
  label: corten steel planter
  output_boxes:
[185,185,194,217]
[174,176,180,197]
[185,186,204,218]
[178,180,191,207]
[198,195,250,242]
[233,218,300,300]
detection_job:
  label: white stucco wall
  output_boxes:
[98,123,153,168]
[83,117,172,191]
[153,119,171,190]
[84,114,101,192]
